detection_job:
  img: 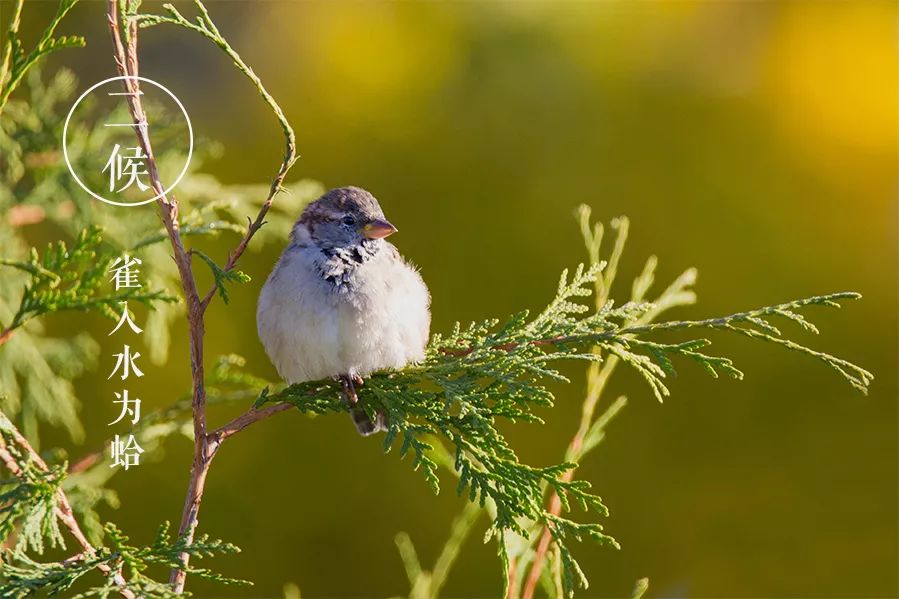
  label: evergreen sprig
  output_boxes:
[0,226,176,335]
[0,549,114,599]
[0,0,85,113]
[0,436,247,599]
[258,260,870,596]
[613,294,874,394]
[191,250,250,305]
[104,521,248,589]
[0,452,66,555]
[0,520,246,599]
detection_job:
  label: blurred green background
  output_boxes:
[12,0,898,597]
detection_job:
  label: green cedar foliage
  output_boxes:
[257,238,870,595]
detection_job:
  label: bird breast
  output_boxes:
[257,243,430,384]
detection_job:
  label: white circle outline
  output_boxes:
[62,75,193,207]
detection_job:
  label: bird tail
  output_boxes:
[350,407,388,436]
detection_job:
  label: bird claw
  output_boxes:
[339,374,360,405]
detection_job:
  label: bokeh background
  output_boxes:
[10,1,898,597]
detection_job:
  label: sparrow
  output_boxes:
[256,186,431,435]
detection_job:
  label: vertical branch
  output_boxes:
[521,213,686,599]
[106,2,209,592]
[106,2,299,592]
[521,215,622,599]
[506,559,519,599]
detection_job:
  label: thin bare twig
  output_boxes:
[210,403,293,444]
[520,361,618,599]
[506,558,519,599]
[522,215,693,597]
[129,1,298,311]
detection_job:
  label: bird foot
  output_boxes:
[338,374,359,405]
[339,374,387,435]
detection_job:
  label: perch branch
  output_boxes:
[210,402,293,443]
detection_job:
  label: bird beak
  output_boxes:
[362,218,398,239]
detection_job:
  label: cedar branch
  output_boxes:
[0,417,136,599]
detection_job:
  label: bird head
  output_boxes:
[294,186,397,251]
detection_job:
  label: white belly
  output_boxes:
[256,245,430,384]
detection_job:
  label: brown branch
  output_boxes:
[210,402,293,443]
[520,244,666,597]
[521,389,601,599]
[191,2,298,311]
[198,176,291,310]
[0,420,136,599]
[521,476,572,599]
[68,449,102,475]
[107,0,310,586]
[106,3,209,592]
[197,133,295,310]
[0,327,14,347]
[106,3,299,592]
[521,352,621,598]
[438,335,580,358]
[506,556,519,599]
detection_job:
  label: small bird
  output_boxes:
[257,186,431,435]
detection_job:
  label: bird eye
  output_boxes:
[342,215,356,226]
